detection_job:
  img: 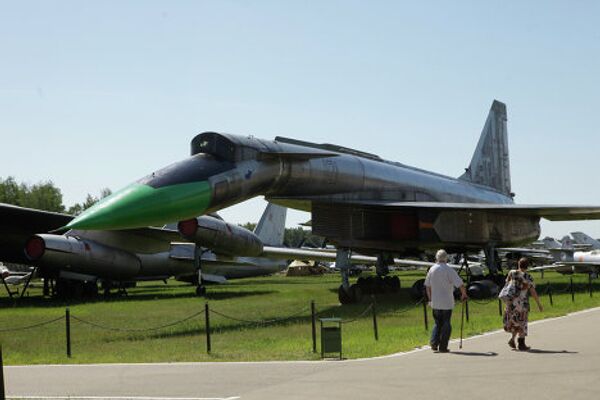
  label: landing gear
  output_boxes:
[55,278,99,299]
[356,275,400,295]
[337,248,362,304]
[195,285,207,297]
[194,266,206,297]
[337,250,400,304]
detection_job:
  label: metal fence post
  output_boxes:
[589,274,593,298]
[547,282,553,306]
[372,301,379,341]
[498,299,503,317]
[65,308,71,358]
[311,300,317,353]
[0,345,5,400]
[570,277,575,302]
[465,300,470,322]
[205,303,211,354]
[422,301,428,331]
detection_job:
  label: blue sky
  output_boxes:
[1,1,599,238]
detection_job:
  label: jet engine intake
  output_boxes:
[178,216,264,257]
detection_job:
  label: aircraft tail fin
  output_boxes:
[542,237,562,249]
[459,100,512,196]
[254,202,287,246]
[570,232,600,250]
[561,235,574,250]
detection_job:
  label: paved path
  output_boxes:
[5,307,600,400]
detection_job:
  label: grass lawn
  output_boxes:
[1,270,598,365]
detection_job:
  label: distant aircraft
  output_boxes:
[63,100,600,303]
[0,263,33,292]
[570,232,600,250]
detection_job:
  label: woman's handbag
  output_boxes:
[498,281,518,302]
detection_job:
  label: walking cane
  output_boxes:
[459,298,465,349]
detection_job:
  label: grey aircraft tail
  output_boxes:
[571,231,600,250]
[546,235,576,263]
[253,202,288,246]
[459,100,511,197]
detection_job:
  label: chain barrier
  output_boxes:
[548,283,572,294]
[71,310,205,333]
[381,298,424,316]
[0,316,63,332]
[210,306,309,325]
[340,304,374,324]
[468,298,495,305]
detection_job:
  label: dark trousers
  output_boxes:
[430,309,453,350]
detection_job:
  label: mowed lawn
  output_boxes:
[1,270,599,365]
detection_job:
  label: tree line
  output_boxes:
[0,176,111,215]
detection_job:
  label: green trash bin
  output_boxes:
[320,318,342,359]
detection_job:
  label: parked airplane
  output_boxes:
[570,232,600,250]
[64,100,600,303]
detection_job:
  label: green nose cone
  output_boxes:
[66,181,212,230]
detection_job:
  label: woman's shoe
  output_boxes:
[508,338,516,349]
[517,338,530,351]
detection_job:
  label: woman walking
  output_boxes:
[503,257,543,351]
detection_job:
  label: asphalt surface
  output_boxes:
[5,307,600,400]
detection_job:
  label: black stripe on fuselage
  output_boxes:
[138,154,235,189]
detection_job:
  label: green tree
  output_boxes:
[0,176,65,212]
[67,188,112,215]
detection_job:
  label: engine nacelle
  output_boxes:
[25,234,141,280]
[178,215,264,257]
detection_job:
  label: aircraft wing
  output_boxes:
[530,263,600,274]
[306,201,600,221]
[261,246,464,269]
[0,203,74,264]
[0,203,73,232]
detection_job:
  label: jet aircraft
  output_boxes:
[65,100,600,303]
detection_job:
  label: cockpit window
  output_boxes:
[138,154,235,188]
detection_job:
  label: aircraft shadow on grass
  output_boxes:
[0,289,277,308]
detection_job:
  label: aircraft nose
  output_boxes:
[66,180,212,230]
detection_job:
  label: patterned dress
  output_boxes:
[503,269,534,337]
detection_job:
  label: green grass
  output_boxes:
[1,271,598,365]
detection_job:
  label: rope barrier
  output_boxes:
[71,310,205,332]
[0,316,63,332]
[210,306,309,325]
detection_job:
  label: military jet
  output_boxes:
[65,100,600,303]
[570,231,600,250]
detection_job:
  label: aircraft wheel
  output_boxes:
[195,286,207,297]
[387,276,401,293]
[374,276,388,294]
[350,284,363,303]
[410,279,426,301]
[338,285,353,304]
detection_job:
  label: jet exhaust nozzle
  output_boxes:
[24,234,142,279]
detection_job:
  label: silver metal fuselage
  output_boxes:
[194,133,540,253]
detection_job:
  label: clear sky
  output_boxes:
[1,1,599,239]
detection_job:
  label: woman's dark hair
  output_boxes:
[518,257,530,269]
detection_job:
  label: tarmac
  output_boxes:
[5,307,600,400]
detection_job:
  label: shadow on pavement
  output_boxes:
[527,349,578,354]
[450,351,498,357]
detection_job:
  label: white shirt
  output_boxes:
[424,263,464,310]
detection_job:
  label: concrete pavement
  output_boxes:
[5,307,600,399]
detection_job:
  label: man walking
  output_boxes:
[425,249,468,352]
